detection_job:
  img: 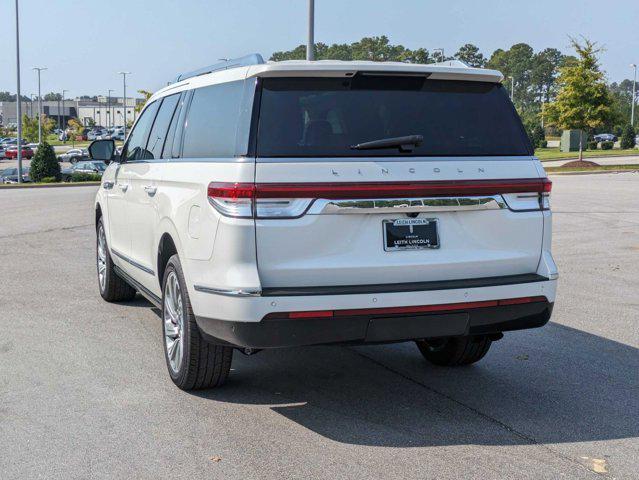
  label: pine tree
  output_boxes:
[620,124,636,149]
[29,142,60,182]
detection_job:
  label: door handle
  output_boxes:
[144,185,157,196]
[118,183,129,192]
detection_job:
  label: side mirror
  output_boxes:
[88,139,117,164]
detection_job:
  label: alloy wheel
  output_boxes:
[164,271,185,373]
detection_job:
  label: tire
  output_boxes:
[96,217,137,302]
[416,335,492,366]
[162,254,233,390]
[70,156,79,164]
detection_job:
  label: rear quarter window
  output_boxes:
[181,81,245,158]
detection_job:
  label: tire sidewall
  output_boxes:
[162,256,192,385]
[96,218,110,297]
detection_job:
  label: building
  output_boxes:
[0,96,144,129]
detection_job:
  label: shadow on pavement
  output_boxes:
[194,322,638,448]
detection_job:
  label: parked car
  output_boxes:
[90,56,557,390]
[0,145,6,159]
[88,128,109,141]
[58,148,89,164]
[593,133,617,142]
[110,129,125,141]
[4,146,34,159]
[0,166,31,183]
[60,161,106,181]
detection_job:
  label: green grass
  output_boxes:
[535,147,639,161]
[545,164,639,173]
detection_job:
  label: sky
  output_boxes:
[1,0,638,99]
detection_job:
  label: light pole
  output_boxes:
[118,72,131,139]
[631,64,637,127]
[108,89,114,128]
[307,0,315,61]
[32,66,47,143]
[434,48,445,63]
[62,89,68,131]
[14,0,23,183]
[508,76,515,101]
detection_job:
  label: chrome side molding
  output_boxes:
[194,285,262,297]
[309,196,506,215]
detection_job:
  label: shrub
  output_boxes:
[70,172,101,182]
[601,141,614,150]
[539,140,548,148]
[620,124,636,149]
[587,141,598,150]
[39,176,59,183]
[531,124,546,148]
[29,142,60,182]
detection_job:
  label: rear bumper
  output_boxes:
[197,298,554,349]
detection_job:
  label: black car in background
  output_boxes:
[60,161,107,181]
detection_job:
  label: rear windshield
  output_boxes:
[256,76,532,158]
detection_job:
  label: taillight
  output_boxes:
[208,178,553,218]
[207,182,313,218]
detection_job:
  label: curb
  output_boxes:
[0,182,101,190]
[540,153,639,163]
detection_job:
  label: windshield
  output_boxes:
[256,76,532,158]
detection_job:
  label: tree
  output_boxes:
[270,36,431,64]
[44,92,62,101]
[620,124,636,149]
[544,38,613,160]
[22,114,55,142]
[68,118,85,138]
[135,90,153,113]
[455,44,486,67]
[29,142,60,182]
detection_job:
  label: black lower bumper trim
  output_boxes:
[197,301,553,349]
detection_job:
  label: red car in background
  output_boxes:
[5,146,34,159]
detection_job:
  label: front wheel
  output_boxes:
[416,336,492,366]
[96,218,137,302]
[162,254,233,390]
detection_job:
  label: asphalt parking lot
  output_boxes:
[0,173,638,479]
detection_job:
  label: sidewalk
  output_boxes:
[542,155,639,168]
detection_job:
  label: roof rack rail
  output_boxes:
[174,53,265,83]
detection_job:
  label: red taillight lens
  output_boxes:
[207,179,553,218]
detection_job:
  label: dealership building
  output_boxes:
[0,96,144,129]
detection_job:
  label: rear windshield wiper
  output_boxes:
[350,135,423,153]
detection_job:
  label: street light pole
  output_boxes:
[62,89,68,132]
[32,66,47,143]
[118,72,131,139]
[631,64,637,127]
[509,76,515,101]
[307,0,315,61]
[15,0,23,183]
[108,89,114,129]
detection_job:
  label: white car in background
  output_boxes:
[90,55,557,391]
[58,148,89,164]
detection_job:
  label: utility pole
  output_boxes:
[509,76,515,101]
[307,0,315,61]
[62,89,68,132]
[631,64,637,127]
[15,0,23,183]
[108,89,114,129]
[32,66,47,143]
[118,72,131,139]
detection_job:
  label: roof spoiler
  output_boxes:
[174,53,265,83]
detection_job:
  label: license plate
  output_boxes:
[383,218,439,251]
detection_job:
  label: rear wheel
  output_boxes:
[416,335,492,366]
[162,254,233,390]
[96,218,137,302]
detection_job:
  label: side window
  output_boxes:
[181,81,244,158]
[145,94,180,160]
[123,101,160,161]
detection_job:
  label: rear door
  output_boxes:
[252,75,546,288]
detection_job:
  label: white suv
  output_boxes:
[90,54,557,390]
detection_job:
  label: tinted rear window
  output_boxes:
[256,76,532,158]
